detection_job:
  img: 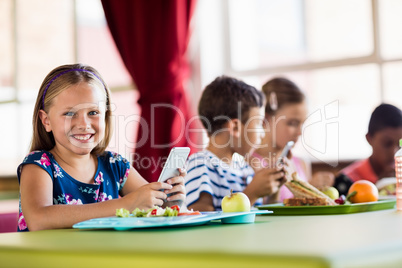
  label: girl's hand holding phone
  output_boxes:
[123,168,187,211]
[163,168,187,204]
[122,182,171,210]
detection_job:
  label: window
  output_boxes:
[0,0,75,175]
[3,0,402,176]
[195,0,402,165]
[0,0,138,176]
[75,0,139,159]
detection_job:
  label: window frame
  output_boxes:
[221,0,402,101]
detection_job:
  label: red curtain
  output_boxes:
[101,0,199,182]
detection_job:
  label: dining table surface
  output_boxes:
[0,207,402,268]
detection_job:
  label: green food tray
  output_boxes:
[256,198,396,215]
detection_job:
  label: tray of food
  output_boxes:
[376,177,397,196]
[257,199,396,215]
[257,173,396,215]
[73,206,272,230]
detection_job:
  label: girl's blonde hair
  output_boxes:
[30,63,112,155]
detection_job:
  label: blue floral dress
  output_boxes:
[16,150,130,231]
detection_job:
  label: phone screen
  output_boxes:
[158,147,190,208]
[158,147,190,183]
[276,141,294,167]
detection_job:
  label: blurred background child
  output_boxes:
[250,77,334,203]
[185,76,289,211]
[334,103,402,195]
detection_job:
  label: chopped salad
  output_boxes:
[116,205,201,218]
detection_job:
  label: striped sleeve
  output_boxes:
[184,151,263,210]
[185,152,241,210]
[185,155,215,207]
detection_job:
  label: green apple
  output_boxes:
[221,189,251,212]
[321,186,339,200]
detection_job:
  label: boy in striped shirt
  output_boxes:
[185,76,289,211]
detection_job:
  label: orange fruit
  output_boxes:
[348,180,379,203]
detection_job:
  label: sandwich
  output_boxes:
[283,172,337,206]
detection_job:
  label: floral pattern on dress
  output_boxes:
[78,186,98,195]
[118,169,128,185]
[97,192,113,202]
[65,193,83,205]
[123,168,130,182]
[53,163,64,178]
[117,168,130,190]
[18,213,27,231]
[23,151,40,162]
[109,152,122,163]
[53,193,83,205]
[94,172,104,185]
[93,188,99,200]
[17,150,129,232]
[54,194,67,204]
[34,153,51,168]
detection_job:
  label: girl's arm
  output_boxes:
[20,165,179,231]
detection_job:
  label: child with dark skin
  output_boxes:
[334,103,402,195]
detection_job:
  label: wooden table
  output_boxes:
[0,209,402,268]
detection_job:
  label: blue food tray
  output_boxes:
[73,210,272,230]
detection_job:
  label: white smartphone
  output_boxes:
[276,141,294,167]
[157,147,190,183]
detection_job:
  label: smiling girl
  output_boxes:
[17,64,186,231]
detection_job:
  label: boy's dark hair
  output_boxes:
[198,75,264,135]
[368,103,402,135]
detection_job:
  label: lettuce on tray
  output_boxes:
[116,208,130,218]
[116,206,179,218]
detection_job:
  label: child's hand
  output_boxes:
[244,165,287,204]
[275,157,292,185]
[162,168,187,208]
[123,182,173,210]
[120,168,186,211]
